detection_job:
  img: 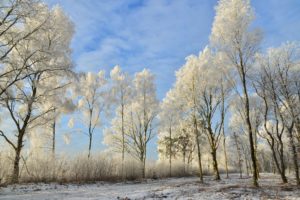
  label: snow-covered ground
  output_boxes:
[0,174,299,200]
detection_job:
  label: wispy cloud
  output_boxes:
[45,0,217,98]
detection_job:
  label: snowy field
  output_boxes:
[0,174,299,200]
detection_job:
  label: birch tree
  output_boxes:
[126,69,158,178]
[158,88,181,176]
[74,71,108,158]
[255,43,300,185]
[210,0,262,186]
[273,44,300,186]
[254,52,287,183]
[109,65,132,178]
[175,54,204,182]
[195,48,232,180]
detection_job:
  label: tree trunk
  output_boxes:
[52,119,56,181]
[279,166,288,184]
[223,135,229,178]
[221,84,229,178]
[241,143,250,176]
[52,120,56,157]
[233,132,242,179]
[241,73,259,187]
[287,126,300,185]
[295,118,300,144]
[88,133,92,159]
[194,117,203,183]
[270,146,287,183]
[272,158,276,174]
[245,158,249,176]
[143,157,146,179]
[140,152,146,179]
[277,138,288,183]
[88,107,93,159]
[196,138,203,183]
[121,103,125,180]
[169,126,172,177]
[11,147,21,183]
[254,131,260,179]
[11,126,27,184]
[144,148,146,179]
[183,149,186,174]
[211,148,220,180]
[268,139,288,183]
[207,127,220,180]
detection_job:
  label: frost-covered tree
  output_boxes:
[174,54,204,182]
[0,1,69,97]
[254,55,287,183]
[73,71,108,158]
[174,119,195,171]
[158,88,181,176]
[167,47,231,181]
[255,43,300,185]
[210,0,262,186]
[104,69,159,179]
[0,4,73,183]
[126,69,158,178]
[194,48,231,180]
[0,2,73,101]
[109,65,132,178]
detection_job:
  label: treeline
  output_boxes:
[157,0,300,187]
[0,0,299,187]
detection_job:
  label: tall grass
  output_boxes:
[0,152,196,185]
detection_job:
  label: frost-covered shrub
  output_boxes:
[154,160,195,178]
[0,151,15,184]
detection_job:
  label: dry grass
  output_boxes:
[0,153,195,185]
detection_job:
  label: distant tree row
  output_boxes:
[0,0,159,183]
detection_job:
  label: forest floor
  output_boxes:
[0,173,299,200]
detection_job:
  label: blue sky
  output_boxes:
[44,0,300,99]
[42,0,300,159]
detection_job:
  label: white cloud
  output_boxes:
[45,0,216,98]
